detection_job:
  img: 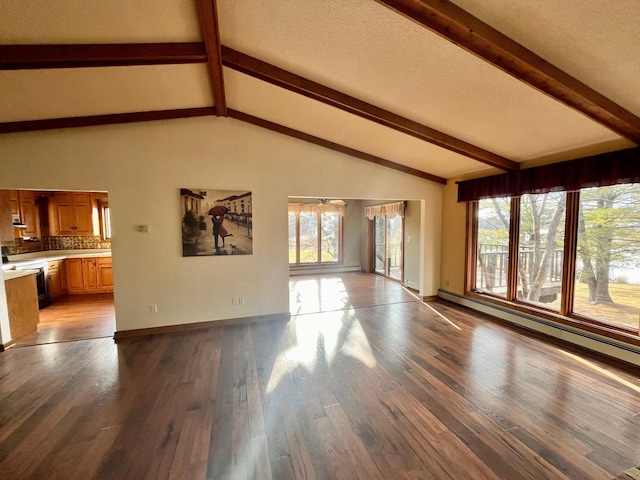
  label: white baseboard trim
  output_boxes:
[438,289,640,367]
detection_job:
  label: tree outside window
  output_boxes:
[574,184,640,330]
[472,183,640,333]
[289,206,343,266]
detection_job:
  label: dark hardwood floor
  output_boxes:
[1,273,639,479]
[12,293,115,347]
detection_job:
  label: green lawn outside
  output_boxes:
[528,281,639,330]
[573,282,640,330]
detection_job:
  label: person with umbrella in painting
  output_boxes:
[209,205,231,248]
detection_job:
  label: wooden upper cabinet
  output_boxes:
[53,192,94,236]
[9,190,19,217]
[73,195,93,235]
[18,191,39,238]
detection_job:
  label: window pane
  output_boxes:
[374,217,385,274]
[386,215,403,280]
[299,212,318,263]
[476,198,511,296]
[574,184,640,330]
[288,213,297,264]
[103,205,111,240]
[320,211,339,262]
[516,192,566,310]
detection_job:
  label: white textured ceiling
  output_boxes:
[0,65,213,122]
[1,0,638,181]
[0,0,200,43]
[451,0,640,116]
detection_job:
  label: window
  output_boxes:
[299,211,319,263]
[289,204,343,266]
[99,202,111,240]
[469,184,640,336]
[516,192,566,310]
[573,185,640,330]
[476,198,511,297]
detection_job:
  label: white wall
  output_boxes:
[403,200,421,290]
[0,116,443,332]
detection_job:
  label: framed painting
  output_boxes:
[180,188,253,256]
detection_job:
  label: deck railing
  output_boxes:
[477,243,563,291]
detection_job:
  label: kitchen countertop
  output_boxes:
[3,269,39,281]
[2,249,112,271]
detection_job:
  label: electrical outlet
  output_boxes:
[150,304,158,313]
[232,297,237,306]
[239,296,245,305]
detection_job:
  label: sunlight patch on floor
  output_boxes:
[267,308,376,394]
[558,349,640,395]
[423,302,462,330]
[289,277,350,315]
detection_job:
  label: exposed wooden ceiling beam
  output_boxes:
[197,0,227,116]
[376,0,640,144]
[222,47,518,172]
[227,109,447,184]
[0,107,217,134]
[0,43,206,70]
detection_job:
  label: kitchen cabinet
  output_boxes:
[53,192,94,236]
[66,258,84,292]
[18,191,39,238]
[47,260,68,301]
[9,190,40,239]
[9,190,19,217]
[97,257,113,289]
[67,257,113,294]
[5,272,39,342]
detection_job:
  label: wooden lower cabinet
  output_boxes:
[67,257,113,294]
[97,258,113,289]
[47,260,68,300]
[66,258,84,292]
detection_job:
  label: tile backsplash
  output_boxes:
[48,236,111,250]
[1,236,111,255]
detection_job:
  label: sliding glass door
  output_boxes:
[373,214,403,281]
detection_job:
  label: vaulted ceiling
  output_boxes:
[1,0,638,184]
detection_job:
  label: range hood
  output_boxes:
[11,214,26,228]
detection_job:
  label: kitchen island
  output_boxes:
[4,269,39,343]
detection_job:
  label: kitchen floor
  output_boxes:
[11,293,115,347]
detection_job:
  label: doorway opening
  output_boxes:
[1,188,115,347]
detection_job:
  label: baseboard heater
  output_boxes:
[438,289,640,368]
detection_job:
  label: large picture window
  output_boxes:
[289,203,343,266]
[468,184,640,336]
[573,184,640,330]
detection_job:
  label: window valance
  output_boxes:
[288,203,345,216]
[457,147,640,202]
[363,201,405,220]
